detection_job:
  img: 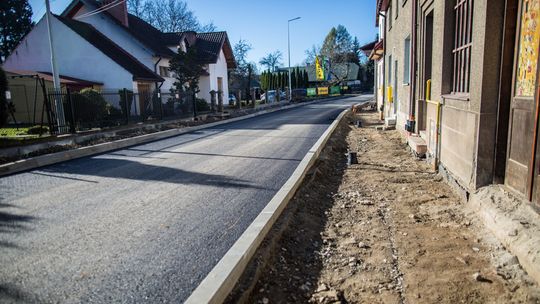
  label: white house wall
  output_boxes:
[156,58,176,92]
[72,4,156,70]
[199,49,229,103]
[3,16,135,93]
[199,74,211,102]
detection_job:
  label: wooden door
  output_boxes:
[137,82,152,116]
[505,0,540,197]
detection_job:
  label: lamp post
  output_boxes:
[288,17,301,101]
[45,0,66,133]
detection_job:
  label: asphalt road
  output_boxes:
[0,95,371,303]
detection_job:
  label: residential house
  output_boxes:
[3,0,236,109]
[372,0,540,203]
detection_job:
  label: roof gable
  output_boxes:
[62,0,174,57]
[56,15,163,82]
[60,0,235,67]
[163,31,237,68]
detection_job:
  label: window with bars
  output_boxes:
[452,0,473,93]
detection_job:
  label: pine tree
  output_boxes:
[0,0,34,62]
[295,67,300,89]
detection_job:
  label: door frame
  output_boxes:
[505,0,540,200]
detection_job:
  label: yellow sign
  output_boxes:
[315,56,324,80]
[516,0,540,97]
[318,87,329,95]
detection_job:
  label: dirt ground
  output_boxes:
[227,111,540,304]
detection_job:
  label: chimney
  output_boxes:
[100,0,129,27]
[184,31,197,47]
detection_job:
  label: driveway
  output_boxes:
[0,95,371,303]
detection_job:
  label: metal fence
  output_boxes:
[44,88,202,134]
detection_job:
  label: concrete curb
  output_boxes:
[0,97,347,177]
[468,186,540,284]
[184,108,349,304]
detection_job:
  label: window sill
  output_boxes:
[441,93,470,101]
[402,82,410,86]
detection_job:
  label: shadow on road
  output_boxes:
[0,283,35,303]
[41,158,268,190]
[0,202,34,249]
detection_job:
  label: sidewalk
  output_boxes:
[228,111,540,303]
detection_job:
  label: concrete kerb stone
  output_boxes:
[184,108,349,304]
[0,96,349,177]
[468,186,540,285]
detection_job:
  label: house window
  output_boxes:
[395,0,399,19]
[403,36,411,84]
[452,0,474,93]
[159,66,170,77]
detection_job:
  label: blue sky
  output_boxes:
[29,0,377,68]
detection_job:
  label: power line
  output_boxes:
[75,0,123,19]
[75,0,126,20]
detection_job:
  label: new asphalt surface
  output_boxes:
[0,95,371,303]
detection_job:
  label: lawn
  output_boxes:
[0,126,49,138]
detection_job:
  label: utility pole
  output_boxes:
[287,17,301,101]
[45,0,66,132]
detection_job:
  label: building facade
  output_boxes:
[3,0,236,104]
[373,0,540,202]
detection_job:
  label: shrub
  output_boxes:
[26,125,50,135]
[0,67,8,127]
[195,98,210,111]
[67,88,109,128]
[118,89,133,116]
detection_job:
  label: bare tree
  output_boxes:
[127,0,144,17]
[259,50,283,72]
[128,0,216,32]
[304,44,321,65]
[229,39,254,94]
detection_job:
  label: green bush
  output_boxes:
[26,125,50,135]
[0,67,8,127]
[195,98,210,111]
[118,89,133,116]
[66,88,109,128]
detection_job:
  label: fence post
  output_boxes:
[217,90,223,112]
[123,88,129,125]
[237,90,242,109]
[158,90,163,120]
[251,88,256,108]
[192,91,198,119]
[66,88,76,133]
[210,90,217,112]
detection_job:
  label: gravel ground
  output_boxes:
[229,111,540,304]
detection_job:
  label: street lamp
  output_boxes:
[288,17,301,101]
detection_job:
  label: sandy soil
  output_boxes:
[228,111,540,304]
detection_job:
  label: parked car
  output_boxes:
[261,90,277,103]
[228,94,236,105]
